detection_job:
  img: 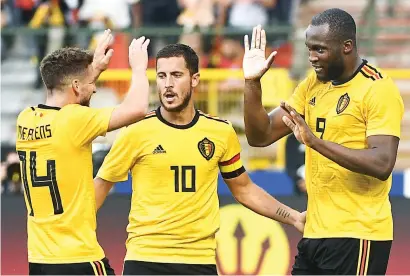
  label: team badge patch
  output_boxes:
[336,93,350,114]
[198,137,215,160]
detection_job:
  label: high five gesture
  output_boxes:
[243,25,277,80]
[92,29,114,75]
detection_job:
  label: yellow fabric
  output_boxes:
[287,61,404,240]
[261,69,294,107]
[29,5,49,28]
[29,3,64,28]
[98,108,244,264]
[49,3,64,26]
[16,104,114,263]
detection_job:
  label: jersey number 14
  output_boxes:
[18,151,63,216]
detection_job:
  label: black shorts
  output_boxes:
[29,257,115,275]
[123,260,218,275]
[292,238,392,275]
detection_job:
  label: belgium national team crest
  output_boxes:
[336,93,350,114]
[198,137,215,161]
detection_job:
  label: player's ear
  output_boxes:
[71,79,81,96]
[342,39,354,54]
[191,73,200,88]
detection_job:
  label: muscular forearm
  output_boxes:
[94,177,115,210]
[233,182,300,226]
[121,70,149,114]
[311,138,393,181]
[244,80,272,145]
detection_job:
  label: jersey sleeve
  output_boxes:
[287,72,313,115]
[364,78,404,138]
[63,105,114,146]
[97,127,139,182]
[218,124,245,179]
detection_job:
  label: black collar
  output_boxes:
[37,104,61,110]
[156,107,199,129]
[332,59,367,86]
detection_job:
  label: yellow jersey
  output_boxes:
[98,107,244,264]
[16,104,114,263]
[288,60,404,240]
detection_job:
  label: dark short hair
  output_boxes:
[311,8,357,45]
[156,44,199,75]
[40,47,93,90]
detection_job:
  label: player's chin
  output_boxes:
[315,71,329,82]
[79,99,91,107]
[162,102,183,112]
[83,94,94,107]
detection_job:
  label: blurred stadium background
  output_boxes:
[1,0,409,275]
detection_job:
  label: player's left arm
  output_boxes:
[282,79,404,181]
[220,123,306,233]
[94,127,138,210]
[94,177,115,210]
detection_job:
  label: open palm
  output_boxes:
[281,101,317,148]
[92,29,114,73]
[243,25,277,80]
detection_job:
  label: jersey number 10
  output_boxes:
[17,151,63,216]
[170,166,196,192]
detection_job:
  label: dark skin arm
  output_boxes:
[311,135,399,181]
[244,80,292,147]
[282,102,399,181]
[242,25,293,147]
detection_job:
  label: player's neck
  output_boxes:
[45,89,75,108]
[160,105,196,126]
[334,56,363,84]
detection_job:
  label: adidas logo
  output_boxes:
[309,97,316,106]
[153,145,166,154]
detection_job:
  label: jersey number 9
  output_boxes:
[316,117,326,139]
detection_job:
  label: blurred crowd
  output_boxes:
[1,145,21,195]
[1,0,297,30]
[1,0,305,88]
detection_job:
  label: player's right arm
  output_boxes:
[107,36,151,131]
[90,30,150,131]
[65,36,151,146]
[243,25,307,147]
[94,127,139,210]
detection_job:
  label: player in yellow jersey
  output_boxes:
[94,44,307,275]
[242,9,404,275]
[16,30,151,275]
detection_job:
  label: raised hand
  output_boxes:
[92,29,114,73]
[281,101,317,147]
[243,24,277,80]
[128,36,150,72]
